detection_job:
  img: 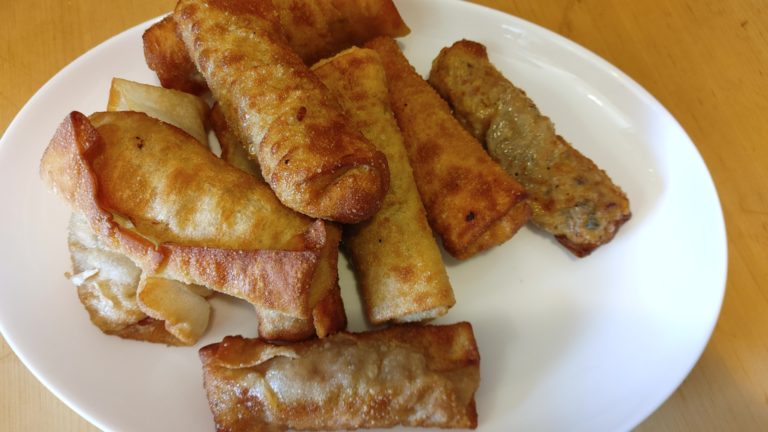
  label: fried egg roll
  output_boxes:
[199,322,481,430]
[68,213,212,346]
[211,103,347,340]
[311,47,455,324]
[143,0,410,94]
[143,15,208,95]
[41,111,338,339]
[175,0,390,223]
[365,37,530,259]
[429,40,631,256]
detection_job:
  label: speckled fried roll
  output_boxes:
[143,0,410,94]
[311,47,455,324]
[428,40,631,257]
[365,37,530,260]
[174,0,390,223]
[199,322,481,431]
[40,111,338,340]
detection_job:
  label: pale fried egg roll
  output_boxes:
[311,47,455,324]
[41,111,337,339]
[211,103,347,340]
[200,322,481,430]
[365,37,530,259]
[143,0,410,94]
[175,0,389,223]
[429,40,631,257]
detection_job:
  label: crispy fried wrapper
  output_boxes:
[199,322,481,431]
[429,40,631,257]
[41,110,340,339]
[142,15,208,94]
[174,0,390,223]
[211,102,347,340]
[311,47,455,324]
[68,213,212,345]
[365,37,530,259]
[143,0,410,94]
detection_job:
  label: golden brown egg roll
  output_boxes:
[143,0,410,94]
[41,111,339,339]
[365,37,530,259]
[311,47,455,324]
[211,102,347,340]
[428,40,631,257]
[174,0,390,223]
[199,322,481,430]
[68,212,212,346]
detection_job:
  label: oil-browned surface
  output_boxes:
[200,323,480,430]
[174,0,390,223]
[312,47,455,324]
[366,36,530,259]
[39,111,327,325]
[429,40,631,257]
[142,0,409,94]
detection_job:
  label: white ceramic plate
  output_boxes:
[0,1,727,431]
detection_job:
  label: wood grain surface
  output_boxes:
[1,0,766,430]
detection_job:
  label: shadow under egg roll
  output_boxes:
[311,47,455,324]
[174,0,390,223]
[365,37,530,260]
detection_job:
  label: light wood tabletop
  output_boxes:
[1,0,766,430]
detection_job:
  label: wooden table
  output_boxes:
[1,0,766,430]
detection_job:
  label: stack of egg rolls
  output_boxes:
[365,36,531,260]
[174,0,391,223]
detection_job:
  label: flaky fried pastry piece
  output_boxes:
[365,37,530,260]
[143,0,410,94]
[175,0,390,223]
[41,111,341,340]
[199,322,481,431]
[429,40,631,257]
[312,47,455,324]
[68,212,212,346]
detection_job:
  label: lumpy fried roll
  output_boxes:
[41,111,341,339]
[199,322,481,430]
[428,40,631,256]
[175,0,390,223]
[365,37,530,259]
[311,47,455,324]
[211,103,347,340]
[143,0,410,94]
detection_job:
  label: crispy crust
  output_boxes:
[428,40,631,257]
[199,323,480,430]
[40,111,326,324]
[365,37,530,259]
[142,15,208,94]
[142,0,410,94]
[312,47,455,324]
[174,0,389,223]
